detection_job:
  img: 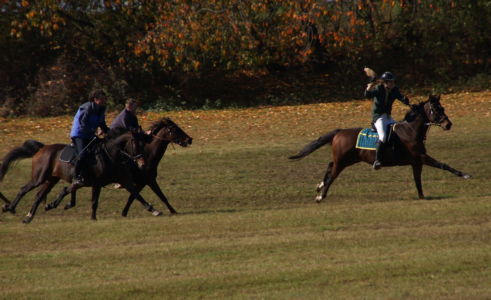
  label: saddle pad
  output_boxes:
[60,144,77,163]
[356,128,378,150]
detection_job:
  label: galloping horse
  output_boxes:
[47,118,193,216]
[289,95,471,201]
[0,128,161,223]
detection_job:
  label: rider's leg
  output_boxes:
[373,116,387,169]
[72,138,88,186]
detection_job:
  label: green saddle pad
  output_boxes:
[356,128,378,150]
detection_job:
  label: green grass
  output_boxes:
[1,93,490,299]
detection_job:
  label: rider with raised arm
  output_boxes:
[70,89,110,186]
[364,72,410,170]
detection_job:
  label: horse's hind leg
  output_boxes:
[316,162,333,193]
[23,179,57,223]
[45,186,71,211]
[0,192,10,206]
[316,163,344,203]
[3,181,38,214]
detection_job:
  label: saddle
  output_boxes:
[59,144,77,164]
[356,124,396,150]
[59,142,100,165]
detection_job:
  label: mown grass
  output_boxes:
[0,91,490,299]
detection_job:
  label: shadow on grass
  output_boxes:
[423,195,453,201]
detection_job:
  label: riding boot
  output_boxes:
[373,141,385,170]
[72,158,85,187]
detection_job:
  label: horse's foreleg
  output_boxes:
[45,186,70,211]
[121,184,144,217]
[148,181,177,214]
[412,163,425,199]
[124,184,162,216]
[65,189,78,210]
[421,155,471,179]
[4,181,38,214]
[122,195,135,217]
[91,186,102,221]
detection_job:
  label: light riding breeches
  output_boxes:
[374,114,396,143]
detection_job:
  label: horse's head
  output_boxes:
[106,127,148,168]
[149,118,193,147]
[424,94,452,130]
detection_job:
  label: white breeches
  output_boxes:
[374,114,396,143]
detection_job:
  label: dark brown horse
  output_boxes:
[47,118,192,216]
[0,128,161,223]
[289,95,471,201]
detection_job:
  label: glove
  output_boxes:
[402,96,410,105]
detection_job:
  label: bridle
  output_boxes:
[426,102,447,127]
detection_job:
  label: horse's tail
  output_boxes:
[289,129,341,160]
[0,140,44,181]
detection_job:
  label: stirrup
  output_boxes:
[72,176,85,187]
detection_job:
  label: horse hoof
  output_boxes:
[463,174,471,179]
[152,210,163,216]
[64,204,72,210]
[2,205,8,213]
[45,204,53,211]
[315,195,323,203]
[22,218,32,224]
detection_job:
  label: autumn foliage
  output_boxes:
[1,0,490,116]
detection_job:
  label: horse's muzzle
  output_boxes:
[180,137,193,147]
[442,119,452,130]
[136,157,145,168]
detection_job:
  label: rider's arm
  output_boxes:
[394,87,410,105]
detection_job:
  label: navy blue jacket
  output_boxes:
[70,102,109,139]
[110,109,139,131]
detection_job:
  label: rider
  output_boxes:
[110,98,140,131]
[365,71,410,170]
[70,89,110,186]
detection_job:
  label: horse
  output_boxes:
[289,95,471,202]
[46,118,193,216]
[0,128,162,223]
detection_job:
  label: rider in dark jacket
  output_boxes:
[364,72,410,170]
[110,98,139,131]
[70,90,109,186]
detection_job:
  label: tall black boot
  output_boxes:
[72,158,85,186]
[373,141,385,170]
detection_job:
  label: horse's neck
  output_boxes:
[104,136,127,160]
[147,137,169,165]
[398,113,429,141]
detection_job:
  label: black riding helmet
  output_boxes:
[381,72,395,81]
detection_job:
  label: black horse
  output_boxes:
[46,118,193,216]
[289,95,471,201]
[0,128,161,223]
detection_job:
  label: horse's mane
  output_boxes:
[403,101,426,122]
[106,127,130,140]
[148,118,174,134]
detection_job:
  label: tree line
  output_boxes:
[1,0,490,117]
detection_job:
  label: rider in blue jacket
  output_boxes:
[70,89,109,186]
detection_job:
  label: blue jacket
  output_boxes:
[70,102,109,139]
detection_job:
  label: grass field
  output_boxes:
[1,91,490,299]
